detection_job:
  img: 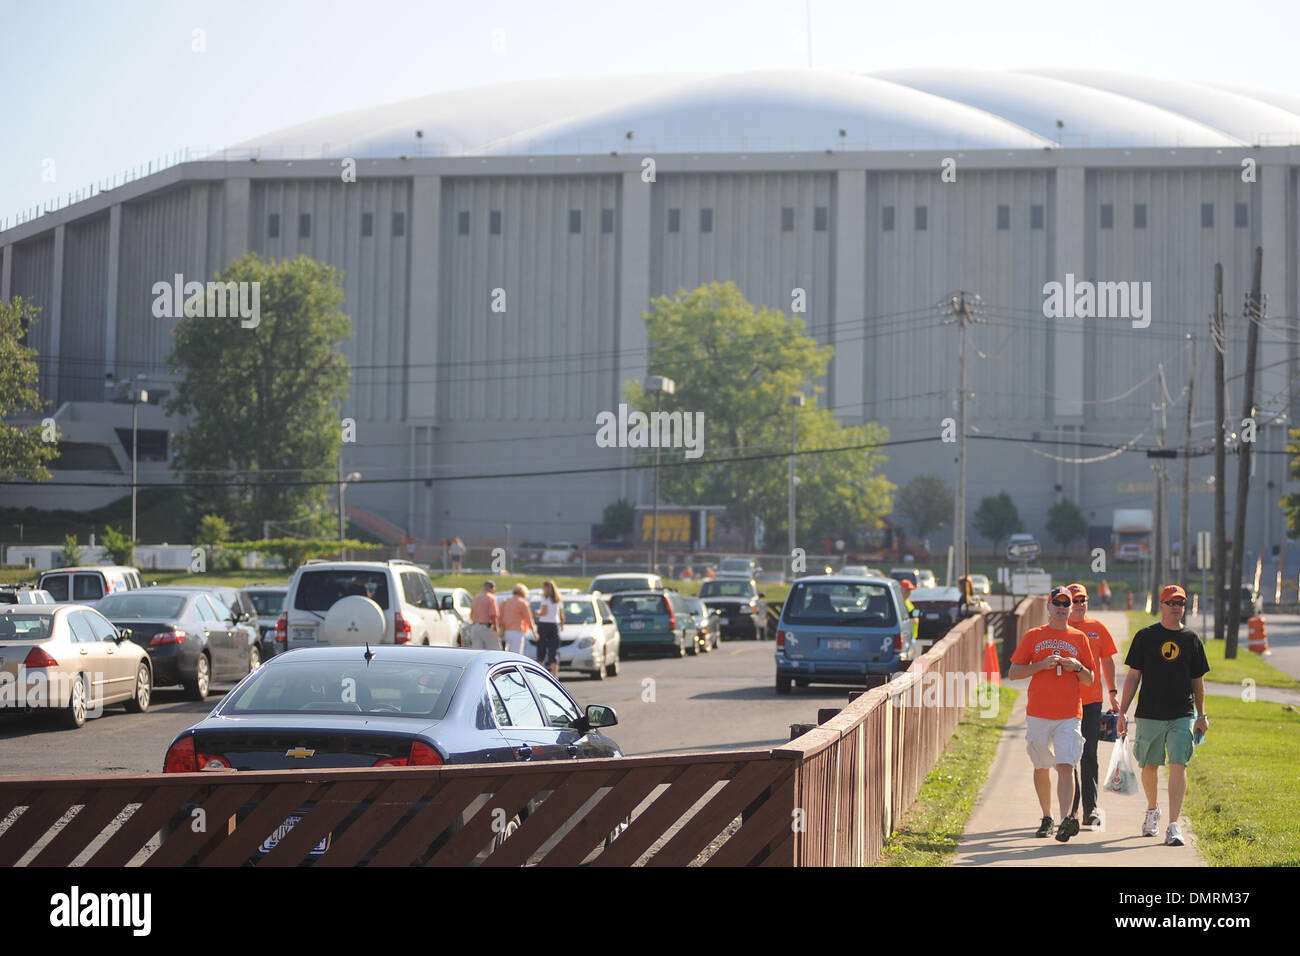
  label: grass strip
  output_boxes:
[1183,693,1300,866]
[877,684,1019,866]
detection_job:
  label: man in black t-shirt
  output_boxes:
[1116,585,1210,847]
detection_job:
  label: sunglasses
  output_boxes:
[1163,599,1186,607]
[1050,599,1072,608]
[1072,597,1087,604]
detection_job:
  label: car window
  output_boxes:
[522,669,581,728]
[784,581,898,626]
[489,667,546,728]
[84,610,119,642]
[39,575,69,602]
[194,595,221,623]
[485,683,513,726]
[296,570,391,611]
[73,574,104,601]
[66,611,98,644]
[223,659,460,718]
[246,591,286,616]
[0,614,52,640]
[699,581,752,597]
[608,594,668,615]
[401,572,426,608]
[97,594,185,618]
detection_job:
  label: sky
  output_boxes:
[2,0,1299,227]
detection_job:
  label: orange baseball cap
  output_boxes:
[1068,583,1088,598]
[899,579,915,592]
[1160,585,1186,603]
[1049,586,1073,603]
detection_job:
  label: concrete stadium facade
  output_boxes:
[3,69,1299,555]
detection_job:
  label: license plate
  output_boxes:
[259,815,329,856]
[824,638,855,651]
[292,627,317,643]
[926,612,941,620]
[628,621,646,630]
[719,617,731,624]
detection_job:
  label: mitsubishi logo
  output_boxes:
[346,620,359,632]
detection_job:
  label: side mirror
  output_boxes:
[585,704,618,729]
[758,592,766,599]
[910,607,921,618]
[117,628,133,642]
[440,595,454,610]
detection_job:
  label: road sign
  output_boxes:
[1011,571,1052,594]
[1008,542,1041,560]
[1197,531,1211,571]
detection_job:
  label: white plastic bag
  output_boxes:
[1104,735,1139,795]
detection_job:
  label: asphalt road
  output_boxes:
[0,638,868,777]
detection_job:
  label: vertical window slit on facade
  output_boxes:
[700,208,713,232]
[914,205,927,231]
[1234,202,1248,228]
[569,209,581,233]
[1134,203,1147,229]
[268,213,280,238]
[882,205,895,231]
[1030,204,1044,229]
[361,212,373,237]
[1100,203,1113,229]
[601,208,614,233]
[814,206,828,231]
[458,210,470,235]
[996,204,1010,230]
[781,206,795,231]
[298,213,311,238]
[490,210,502,235]
[1201,203,1214,228]
[667,208,680,233]
[392,212,405,237]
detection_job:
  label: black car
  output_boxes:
[161,646,622,862]
[684,596,720,653]
[697,579,769,640]
[95,588,256,699]
[243,585,288,658]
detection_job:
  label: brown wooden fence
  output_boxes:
[0,602,1040,867]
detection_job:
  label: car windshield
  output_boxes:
[0,614,53,640]
[699,581,752,597]
[720,559,751,572]
[592,577,652,593]
[96,594,186,619]
[529,600,597,623]
[784,582,897,626]
[910,587,961,602]
[609,594,667,616]
[295,571,391,611]
[222,659,462,718]
[246,591,286,615]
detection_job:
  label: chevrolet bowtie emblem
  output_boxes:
[285,747,315,759]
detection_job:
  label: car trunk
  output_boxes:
[191,728,439,771]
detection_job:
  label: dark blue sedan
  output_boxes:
[161,646,622,860]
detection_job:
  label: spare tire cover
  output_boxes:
[323,595,387,644]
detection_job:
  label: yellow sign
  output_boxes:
[1161,641,1180,661]
[639,513,691,545]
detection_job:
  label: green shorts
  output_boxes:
[1134,715,1196,766]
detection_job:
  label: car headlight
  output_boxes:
[577,637,595,649]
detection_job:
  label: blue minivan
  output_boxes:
[774,575,917,694]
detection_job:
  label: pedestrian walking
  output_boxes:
[501,583,537,656]
[1116,585,1210,847]
[1008,586,1097,841]
[1067,583,1119,828]
[467,580,501,650]
[535,579,565,677]
[1098,579,1112,611]
[449,537,466,574]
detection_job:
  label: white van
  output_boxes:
[38,566,142,604]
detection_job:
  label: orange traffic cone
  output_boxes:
[1247,616,1270,655]
[982,634,1001,685]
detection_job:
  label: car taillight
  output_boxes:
[776,629,785,649]
[103,580,113,594]
[394,612,411,644]
[665,603,676,630]
[275,612,287,643]
[374,741,444,767]
[162,736,231,773]
[24,646,58,667]
[895,632,905,651]
[149,629,186,646]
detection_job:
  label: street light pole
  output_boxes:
[339,468,361,561]
[788,393,805,558]
[131,383,148,551]
[643,375,676,575]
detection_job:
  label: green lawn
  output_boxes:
[877,685,1020,866]
[1184,693,1300,866]
[1122,611,1300,690]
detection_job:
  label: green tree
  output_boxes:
[167,254,351,538]
[101,525,135,566]
[0,297,58,482]
[622,282,894,549]
[1046,497,1087,550]
[59,534,84,566]
[1283,427,1300,537]
[195,513,240,571]
[599,499,634,540]
[896,474,953,540]
[972,492,1023,551]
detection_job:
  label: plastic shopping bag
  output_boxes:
[1104,735,1139,795]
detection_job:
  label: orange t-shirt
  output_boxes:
[1070,616,1118,705]
[1011,624,1097,720]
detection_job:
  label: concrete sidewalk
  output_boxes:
[953,610,1208,867]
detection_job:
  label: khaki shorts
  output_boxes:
[1026,716,1084,769]
[1134,716,1196,766]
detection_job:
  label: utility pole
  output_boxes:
[1213,264,1226,643]
[1180,335,1196,597]
[946,293,983,584]
[1227,247,1264,658]
[1149,365,1169,612]
[788,393,805,559]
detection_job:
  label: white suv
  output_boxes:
[279,560,458,650]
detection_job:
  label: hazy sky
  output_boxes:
[3,0,1298,226]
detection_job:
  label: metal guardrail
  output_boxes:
[0,604,1039,867]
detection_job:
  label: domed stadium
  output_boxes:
[2,68,1296,553]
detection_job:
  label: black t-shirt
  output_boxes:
[1125,623,1210,720]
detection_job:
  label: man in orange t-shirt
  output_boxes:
[1067,583,1119,828]
[1009,586,1097,841]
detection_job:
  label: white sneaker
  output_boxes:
[1165,822,1184,846]
[1142,807,1161,837]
